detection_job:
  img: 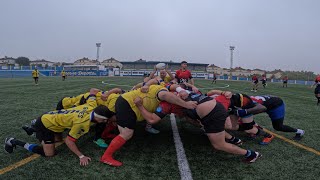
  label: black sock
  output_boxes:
[12,139,26,147]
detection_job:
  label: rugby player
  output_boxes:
[32,67,39,85]
[261,75,267,88]
[311,75,320,105]
[251,75,258,92]
[212,73,217,84]
[5,95,115,166]
[133,90,262,163]
[61,70,66,81]
[100,85,197,166]
[283,76,288,88]
[175,61,194,85]
[234,95,305,140]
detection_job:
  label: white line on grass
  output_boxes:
[170,113,193,180]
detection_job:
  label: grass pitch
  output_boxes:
[0,77,319,180]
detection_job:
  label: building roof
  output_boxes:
[31,59,54,63]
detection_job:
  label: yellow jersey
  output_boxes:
[163,75,172,83]
[41,96,97,140]
[62,91,106,109]
[98,93,120,113]
[121,85,168,121]
[62,94,85,109]
[32,70,39,77]
[61,71,66,76]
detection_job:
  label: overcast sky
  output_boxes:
[0,0,319,73]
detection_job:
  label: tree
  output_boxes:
[16,57,30,66]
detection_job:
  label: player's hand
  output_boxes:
[224,91,232,99]
[185,101,197,109]
[141,85,149,93]
[79,156,91,166]
[134,97,143,107]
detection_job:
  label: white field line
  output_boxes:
[170,113,193,180]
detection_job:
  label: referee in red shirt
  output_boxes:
[175,61,194,85]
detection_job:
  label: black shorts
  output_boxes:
[33,77,39,80]
[34,116,55,144]
[283,81,287,84]
[315,85,320,94]
[262,80,266,84]
[253,80,258,84]
[115,96,137,129]
[56,99,64,110]
[200,102,227,133]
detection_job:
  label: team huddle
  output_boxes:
[5,61,308,167]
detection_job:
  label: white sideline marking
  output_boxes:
[170,113,193,180]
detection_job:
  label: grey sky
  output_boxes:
[1,0,319,73]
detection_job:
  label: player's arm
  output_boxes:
[140,78,160,93]
[158,91,197,109]
[311,81,317,88]
[134,97,163,124]
[149,66,157,79]
[183,82,199,93]
[235,103,267,117]
[89,88,101,95]
[190,78,194,85]
[165,65,175,80]
[206,90,232,99]
[65,136,91,166]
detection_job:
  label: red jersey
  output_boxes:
[252,76,258,81]
[154,101,184,118]
[213,95,230,111]
[283,77,288,81]
[315,75,320,83]
[175,69,192,83]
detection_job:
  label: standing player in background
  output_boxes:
[251,74,258,92]
[61,70,66,81]
[175,61,194,85]
[311,75,320,105]
[212,73,217,84]
[32,67,39,85]
[261,74,267,88]
[283,76,288,88]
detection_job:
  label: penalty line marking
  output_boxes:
[0,141,65,175]
[264,129,320,156]
[170,113,193,180]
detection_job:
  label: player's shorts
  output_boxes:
[56,99,64,110]
[35,116,55,144]
[33,77,39,80]
[266,103,285,121]
[262,80,266,84]
[283,81,288,84]
[115,96,137,129]
[315,85,320,94]
[200,102,227,133]
[253,80,258,84]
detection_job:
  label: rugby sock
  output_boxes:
[101,123,118,139]
[101,135,126,160]
[11,139,26,147]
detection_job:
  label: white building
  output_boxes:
[30,59,54,67]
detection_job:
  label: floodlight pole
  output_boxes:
[96,43,101,61]
[229,46,235,80]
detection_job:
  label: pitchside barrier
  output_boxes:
[0,68,315,86]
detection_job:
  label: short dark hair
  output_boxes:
[181,61,187,64]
